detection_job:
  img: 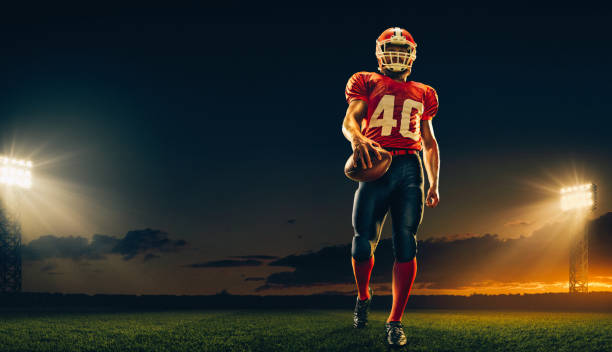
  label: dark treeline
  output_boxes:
[0,292,610,312]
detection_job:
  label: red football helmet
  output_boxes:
[375,27,417,73]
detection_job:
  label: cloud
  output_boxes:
[89,234,121,259]
[185,254,280,268]
[256,213,612,291]
[228,255,279,260]
[112,229,187,260]
[244,277,265,281]
[184,259,263,268]
[22,229,188,262]
[22,235,105,261]
[504,220,534,227]
[143,253,161,262]
[428,233,484,242]
[264,245,354,288]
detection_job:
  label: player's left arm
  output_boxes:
[421,119,440,208]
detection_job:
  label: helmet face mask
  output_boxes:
[375,27,417,74]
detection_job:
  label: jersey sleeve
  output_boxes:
[345,72,371,104]
[421,86,439,120]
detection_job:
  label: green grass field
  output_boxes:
[0,309,610,351]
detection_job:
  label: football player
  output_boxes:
[341,27,440,348]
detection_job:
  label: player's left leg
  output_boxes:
[387,154,424,324]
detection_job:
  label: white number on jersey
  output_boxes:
[400,98,424,140]
[368,94,396,136]
[369,94,423,141]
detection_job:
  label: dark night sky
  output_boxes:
[0,3,610,295]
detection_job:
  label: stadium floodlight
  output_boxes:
[560,183,596,211]
[0,156,32,189]
[560,182,598,294]
[0,155,32,293]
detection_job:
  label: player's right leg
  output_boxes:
[351,176,392,328]
[351,177,392,288]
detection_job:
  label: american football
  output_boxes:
[344,148,392,182]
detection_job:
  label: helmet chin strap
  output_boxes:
[377,62,408,73]
[380,67,410,79]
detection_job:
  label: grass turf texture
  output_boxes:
[0,309,610,351]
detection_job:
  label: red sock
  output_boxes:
[352,255,374,300]
[387,258,417,322]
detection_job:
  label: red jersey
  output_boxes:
[345,71,439,151]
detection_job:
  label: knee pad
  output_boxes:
[351,234,373,262]
[394,233,417,262]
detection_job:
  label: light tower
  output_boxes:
[560,183,597,294]
[0,156,32,293]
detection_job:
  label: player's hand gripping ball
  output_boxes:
[344,145,392,182]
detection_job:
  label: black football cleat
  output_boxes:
[385,321,407,347]
[353,287,373,328]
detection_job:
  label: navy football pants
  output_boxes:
[351,153,425,263]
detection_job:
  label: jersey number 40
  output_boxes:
[369,94,423,141]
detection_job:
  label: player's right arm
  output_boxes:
[342,99,382,169]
